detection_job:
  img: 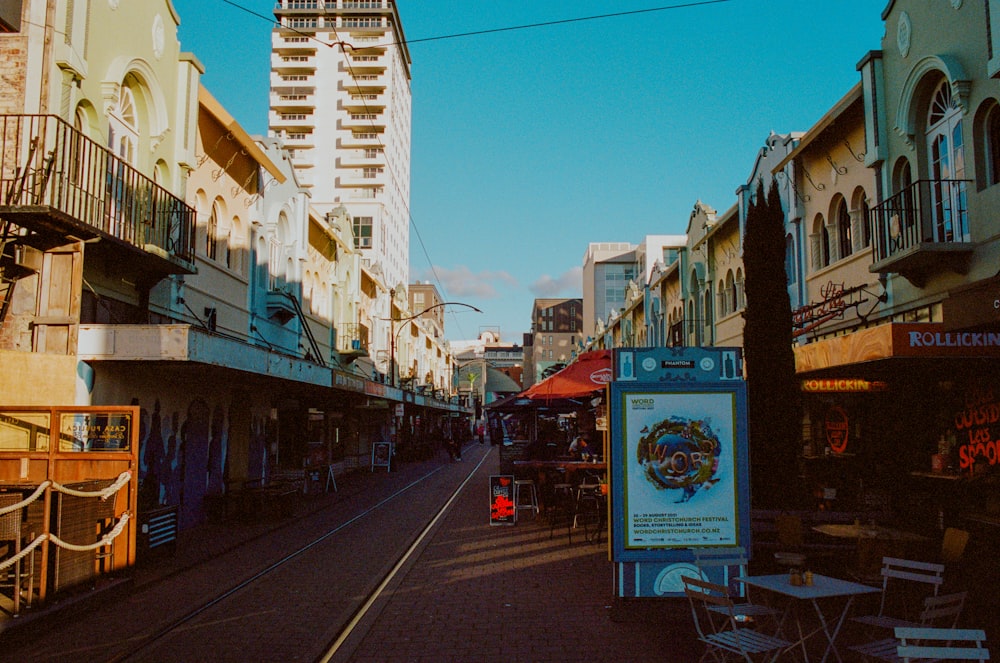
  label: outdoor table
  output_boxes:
[813,523,929,579]
[811,523,928,542]
[737,573,880,663]
[511,460,606,486]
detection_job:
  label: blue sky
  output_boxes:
[171,0,887,344]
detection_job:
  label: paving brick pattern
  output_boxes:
[335,445,702,663]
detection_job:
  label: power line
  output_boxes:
[402,1,735,46]
[209,0,736,340]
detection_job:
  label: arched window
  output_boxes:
[725,271,736,316]
[836,198,852,260]
[985,103,1000,187]
[857,194,871,249]
[109,87,138,164]
[206,205,219,260]
[926,79,968,242]
[734,268,744,310]
[811,215,830,270]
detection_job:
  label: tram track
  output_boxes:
[1,446,492,663]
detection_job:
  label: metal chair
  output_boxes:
[849,591,968,661]
[852,557,945,631]
[694,547,781,628]
[683,574,792,662]
[894,626,990,662]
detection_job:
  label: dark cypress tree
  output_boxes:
[742,178,802,507]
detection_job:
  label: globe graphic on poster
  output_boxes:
[636,416,721,502]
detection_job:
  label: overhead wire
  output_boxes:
[210,0,736,339]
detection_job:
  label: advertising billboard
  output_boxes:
[608,348,751,598]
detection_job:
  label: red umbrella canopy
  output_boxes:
[521,350,613,401]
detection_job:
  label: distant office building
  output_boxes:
[582,238,684,342]
[270,1,412,291]
[524,298,584,387]
[582,243,636,341]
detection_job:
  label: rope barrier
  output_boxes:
[48,512,131,552]
[50,470,132,499]
[0,481,51,516]
[0,533,45,572]
[0,513,133,572]
[0,470,134,571]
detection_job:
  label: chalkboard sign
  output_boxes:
[490,475,515,526]
[371,442,392,472]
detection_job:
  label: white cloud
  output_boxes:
[413,265,519,299]
[529,266,582,297]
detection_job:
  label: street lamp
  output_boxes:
[386,296,482,388]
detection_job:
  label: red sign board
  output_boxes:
[490,475,515,525]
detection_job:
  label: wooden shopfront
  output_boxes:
[0,405,138,616]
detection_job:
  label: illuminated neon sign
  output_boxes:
[801,379,888,393]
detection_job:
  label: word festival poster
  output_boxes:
[622,390,739,549]
[489,475,515,525]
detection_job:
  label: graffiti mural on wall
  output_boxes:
[133,396,266,530]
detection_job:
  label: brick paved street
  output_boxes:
[329,444,701,663]
[1,443,701,662]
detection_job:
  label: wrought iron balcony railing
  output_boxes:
[336,322,369,356]
[868,179,972,284]
[0,114,196,269]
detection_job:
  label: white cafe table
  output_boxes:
[737,573,880,663]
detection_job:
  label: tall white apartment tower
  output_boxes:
[270,1,412,291]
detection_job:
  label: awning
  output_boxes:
[520,350,613,401]
[794,322,1000,376]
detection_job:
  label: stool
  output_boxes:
[513,480,539,522]
[573,482,602,528]
[552,483,574,498]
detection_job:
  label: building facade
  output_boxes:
[0,0,464,549]
[269,0,412,295]
[581,242,637,342]
[524,298,583,387]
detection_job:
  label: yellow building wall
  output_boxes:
[0,351,78,404]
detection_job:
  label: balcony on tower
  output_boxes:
[341,112,383,131]
[339,131,383,149]
[343,92,384,114]
[869,178,974,287]
[271,111,314,131]
[272,53,317,74]
[343,73,386,94]
[271,89,317,113]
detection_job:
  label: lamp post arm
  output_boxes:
[384,301,482,388]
